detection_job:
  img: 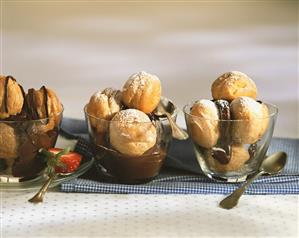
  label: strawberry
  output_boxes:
[47,148,82,174]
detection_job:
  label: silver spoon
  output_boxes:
[219,151,287,209]
[154,102,189,140]
[28,172,71,203]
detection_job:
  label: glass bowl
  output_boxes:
[0,110,63,179]
[85,97,177,184]
[184,102,278,182]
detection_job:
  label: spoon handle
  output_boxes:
[165,112,189,140]
[219,171,264,209]
[28,174,56,203]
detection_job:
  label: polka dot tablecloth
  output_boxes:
[1,191,298,238]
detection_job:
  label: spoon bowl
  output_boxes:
[219,151,287,209]
[260,151,287,175]
[154,102,189,140]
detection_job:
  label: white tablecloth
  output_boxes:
[2,192,298,238]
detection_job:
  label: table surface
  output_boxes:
[2,192,298,238]
[1,1,298,237]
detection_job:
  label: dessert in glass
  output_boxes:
[184,71,278,182]
[85,71,177,184]
[0,75,63,180]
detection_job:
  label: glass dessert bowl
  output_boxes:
[183,71,279,182]
[84,71,179,184]
[184,102,278,181]
[85,97,177,184]
[0,112,63,179]
[0,74,63,180]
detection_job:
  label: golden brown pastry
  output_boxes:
[87,88,122,121]
[207,144,250,173]
[189,99,220,148]
[122,71,161,113]
[26,86,63,132]
[230,96,269,144]
[211,71,257,101]
[0,75,25,119]
[0,123,18,173]
[86,88,122,145]
[109,109,157,156]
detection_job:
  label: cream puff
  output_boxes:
[122,71,161,113]
[189,99,220,148]
[0,75,25,119]
[87,88,122,121]
[0,123,18,173]
[211,71,257,101]
[86,88,122,145]
[230,96,269,144]
[26,86,63,132]
[207,144,250,172]
[109,109,157,156]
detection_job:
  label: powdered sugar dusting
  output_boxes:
[197,99,216,109]
[125,71,160,93]
[91,88,121,104]
[192,99,219,119]
[112,109,151,125]
[92,90,103,100]
[217,71,255,85]
[231,96,261,115]
[91,90,108,104]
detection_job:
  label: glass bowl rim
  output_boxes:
[0,106,64,123]
[84,96,178,123]
[183,101,278,122]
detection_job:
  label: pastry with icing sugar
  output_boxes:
[187,71,270,173]
[122,71,161,113]
[211,71,257,101]
[230,96,269,144]
[109,109,157,156]
[189,99,220,149]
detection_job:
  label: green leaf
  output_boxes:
[39,147,72,176]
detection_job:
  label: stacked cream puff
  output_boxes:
[189,71,269,172]
[86,71,161,156]
[0,75,62,176]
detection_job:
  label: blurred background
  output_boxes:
[1,0,298,137]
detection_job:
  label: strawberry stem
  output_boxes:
[39,147,72,176]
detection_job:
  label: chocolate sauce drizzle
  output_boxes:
[41,86,49,119]
[27,89,39,120]
[212,99,232,164]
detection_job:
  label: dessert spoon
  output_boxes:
[28,172,70,203]
[154,102,189,140]
[219,151,287,209]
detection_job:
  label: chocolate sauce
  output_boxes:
[214,100,230,121]
[19,84,27,111]
[248,143,258,158]
[26,89,39,120]
[91,142,166,184]
[41,86,49,119]
[12,129,58,177]
[212,99,232,164]
[215,100,231,145]
[211,147,230,164]
[0,159,8,171]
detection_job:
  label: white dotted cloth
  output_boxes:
[1,191,298,238]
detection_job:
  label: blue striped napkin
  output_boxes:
[60,118,299,194]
